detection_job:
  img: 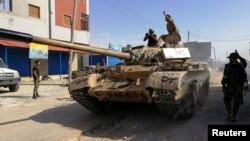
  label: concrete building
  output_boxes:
[0,0,89,76]
[183,41,212,62]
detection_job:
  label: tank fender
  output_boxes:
[68,74,102,92]
[145,72,185,91]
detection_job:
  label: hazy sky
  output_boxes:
[89,0,250,61]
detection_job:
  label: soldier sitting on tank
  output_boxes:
[143,28,158,47]
[221,51,247,122]
[158,11,181,47]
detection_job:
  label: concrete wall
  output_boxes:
[51,0,89,44]
[184,41,212,62]
[12,0,47,22]
[0,0,48,38]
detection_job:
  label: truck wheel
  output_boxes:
[9,84,20,92]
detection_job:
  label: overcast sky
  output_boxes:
[89,0,250,61]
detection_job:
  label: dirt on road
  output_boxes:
[0,72,250,141]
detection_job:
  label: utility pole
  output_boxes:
[213,47,216,63]
[249,41,250,57]
[68,0,77,84]
[187,31,190,42]
[2,0,5,10]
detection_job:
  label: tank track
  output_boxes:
[70,90,110,113]
[155,93,178,118]
[155,92,195,119]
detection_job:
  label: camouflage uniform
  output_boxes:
[221,52,247,121]
[158,12,181,46]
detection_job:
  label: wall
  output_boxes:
[89,55,107,66]
[51,0,89,44]
[0,0,48,38]
[184,41,212,62]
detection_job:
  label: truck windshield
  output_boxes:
[0,59,6,68]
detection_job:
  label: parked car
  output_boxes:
[72,66,96,79]
[0,58,20,92]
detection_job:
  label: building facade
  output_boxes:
[0,0,89,76]
[183,41,212,62]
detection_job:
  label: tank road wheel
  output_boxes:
[70,89,111,113]
[176,94,196,119]
[200,78,209,106]
[155,91,178,118]
[193,79,209,107]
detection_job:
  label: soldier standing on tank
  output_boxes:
[143,28,158,47]
[221,51,247,122]
[158,11,181,46]
[32,60,41,99]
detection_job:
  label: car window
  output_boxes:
[0,59,6,68]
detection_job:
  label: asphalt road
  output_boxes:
[0,75,250,141]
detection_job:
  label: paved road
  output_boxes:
[0,78,250,141]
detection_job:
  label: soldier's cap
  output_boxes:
[227,53,238,59]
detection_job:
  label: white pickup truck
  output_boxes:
[0,58,20,92]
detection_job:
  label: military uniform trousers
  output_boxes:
[33,79,40,94]
[223,84,244,116]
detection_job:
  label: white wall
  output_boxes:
[0,0,48,37]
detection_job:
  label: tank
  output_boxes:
[0,28,210,118]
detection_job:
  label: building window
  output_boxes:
[81,13,89,31]
[29,4,40,18]
[0,0,12,11]
[63,14,71,26]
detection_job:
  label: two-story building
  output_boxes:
[0,0,89,76]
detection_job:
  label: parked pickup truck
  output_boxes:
[0,58,20,92]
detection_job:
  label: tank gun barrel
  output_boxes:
[0,28,131,60]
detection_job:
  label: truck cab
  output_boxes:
[0,58,20,92]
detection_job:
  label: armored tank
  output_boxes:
[0,28,210,118]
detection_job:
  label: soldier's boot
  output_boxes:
[230,116,236,122]
[36,93,40,97]
[225,105,232,120]
[227,113,233,120]
[231,107,239,122]
[32,94,37,99]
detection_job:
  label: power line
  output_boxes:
[103,0,148,30]
[114,0,163,30]
[189,31,250,42]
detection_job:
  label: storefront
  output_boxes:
[0,39,70,77]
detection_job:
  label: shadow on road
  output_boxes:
[1,85,249,141]
[0,95,31,99]
[27,102,205,141]
[0,89,9,94]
